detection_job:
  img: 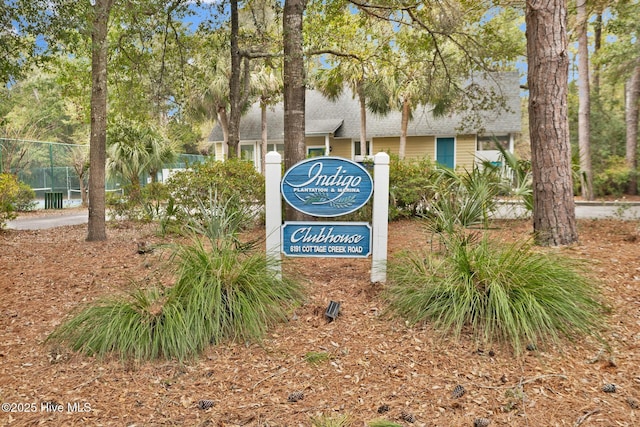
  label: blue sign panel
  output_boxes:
[282,222,371,258]
[281,157,373,217]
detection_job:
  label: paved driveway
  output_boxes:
[5,201,640,231]
[493,201,640,220]
[6,210,89,230]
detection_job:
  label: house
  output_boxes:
[207,72,521,170]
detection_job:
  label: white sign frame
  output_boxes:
[265,151,389,283]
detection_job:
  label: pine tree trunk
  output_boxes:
[626,60,640,195]
[526,0,578,246]
[577,0,593,200]
[283,0,307,221]
[86,0,113,242]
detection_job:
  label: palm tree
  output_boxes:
[366,61,426,160]
[251,63,282,174]
[106,118,175,201]
[310,13,394,159]
[186,31,231,156]
[366,25,450,160]
[314,63,370,157]
[576,0,594,200]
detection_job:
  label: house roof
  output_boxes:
[208,71,522,142]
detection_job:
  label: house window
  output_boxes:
[307,147,325,157]
[240,144,255,162]
[267,143,285,155]
[477,135,510,151]
[353,141,371,156]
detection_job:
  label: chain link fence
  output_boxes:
[0,138,206,208]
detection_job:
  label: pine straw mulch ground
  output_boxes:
[1,216,639,426]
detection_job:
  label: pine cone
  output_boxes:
[377,404,390,413]
[197,399,215,410]
[602,383,617,393]
[400,411,416,423]
[452,384,466,398]
[137,241,154,254]
[474,417,491,427]
[287,390,304,402]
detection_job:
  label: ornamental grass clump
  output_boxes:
[385,232,606,353]
[48,194,304,361]
[167,193,304,346]
[169,239,304,347]
[47,287,197,361]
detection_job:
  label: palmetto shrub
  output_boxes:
[385,232,606,353]
[494,143,533,211]
[48,195,304,361]
[423,165,501,233]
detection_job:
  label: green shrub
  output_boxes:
[0,173,35,229]
[48,194,304,360]
[106,182,171,223]
[169,241,303,347]
[105,190,135,221]
[140,182,170,221]
[14,180,36,211]
[166,158,265,225]
[0,173,19,228]
[593,156,632,197]
[385,231,605,353]
[388,155,438,220]
[170,193,303,345]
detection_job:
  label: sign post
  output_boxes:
[265,151,282,278]
[371,152,390,283]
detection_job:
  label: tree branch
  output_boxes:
[306,49,363,61]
